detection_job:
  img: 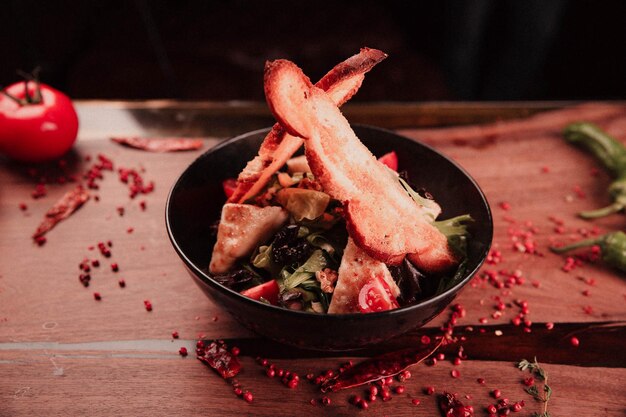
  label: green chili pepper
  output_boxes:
[550,231,626,273]
[563,122,626,219]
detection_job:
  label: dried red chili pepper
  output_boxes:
[196,340,241,379]
[111,137,203,152]
[438,392,474,417]
[32,185,90,239]
[320,337,443,392]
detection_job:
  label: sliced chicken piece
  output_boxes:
[209,204,288,274]
[228,48,387,204]
[329,238,400,314]
[263,59,457,272]
[285,155,310,174]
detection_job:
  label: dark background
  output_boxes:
[2,0,624,101]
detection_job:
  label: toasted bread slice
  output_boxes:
[264,59,456,272]
[209,204,288,274]
[228,48,387,204]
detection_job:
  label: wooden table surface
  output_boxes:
[1,101,625,416]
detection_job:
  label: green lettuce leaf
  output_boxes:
[276,188,331,221]
[283,249,327,289]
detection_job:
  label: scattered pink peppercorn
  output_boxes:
[425,386,436,395]
[350,395,362,405]
[420,335,431,344]
[492,389,501,399]
[477,378,486,385]
[499,201,511,210]
[233,387,243,396]
[93,292,101,301]
[451,369,461,378]
[357,399,369,409]
[380,386,392,401]
[111,263,119,272]
[91,259,100,267]
[321,396,331,406]
[243,391,253,403]
[266,368,275,378]
[144,300,153,311]
[411,399,421,406]
[394,385,405,394]
[545,322,554,330]
[172,331,179,339]
[32,183,46,199]
[179,347,188,357]
[118,279,126,288]
[487,404,497,414]
[398,370,411,382]
[523,377,534,386]
[570,336,580,347]
[511,402,524,412]
[19,202,28,211]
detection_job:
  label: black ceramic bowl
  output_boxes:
[166,125,492,351]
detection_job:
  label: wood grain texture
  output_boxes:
[0,352,623,417]
[1,101,625,416]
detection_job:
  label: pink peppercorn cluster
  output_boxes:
[23,160,80,202]
[256,356,300,389]
[346,376,410,409]
[84,154,114,190]
[77,240,127,300]
[486,397,525,416]
[306,361,352,387]
[118,167,154,199]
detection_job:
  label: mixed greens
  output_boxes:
[211,154,473,314]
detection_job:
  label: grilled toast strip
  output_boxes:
[264,59,456,272]
[228,48,387,204]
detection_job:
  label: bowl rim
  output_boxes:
[165,124,493,321]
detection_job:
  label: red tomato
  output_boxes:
[377,151,398,171]
[222,178,237,198]
[0,80,78,162]
[240,280,280,305]
[358,275,399,313]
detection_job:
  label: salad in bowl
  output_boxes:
[208,48,474,315]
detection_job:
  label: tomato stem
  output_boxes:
[23,80,33,103]
[18,68,44,104]
[0,89,23,105]
[1,68,45,106]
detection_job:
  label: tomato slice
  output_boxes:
[222,178,238,198]
[377,151,398,171]
[240,280,280,305]
[357,275,399,313]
